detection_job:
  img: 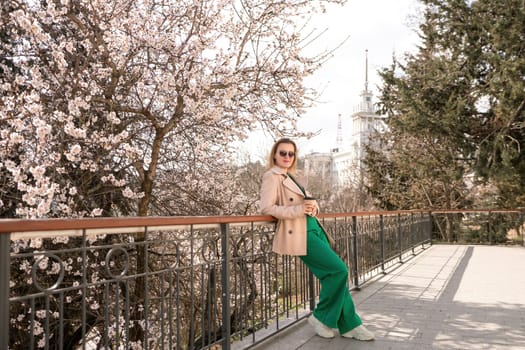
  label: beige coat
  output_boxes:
[259,166,316,256]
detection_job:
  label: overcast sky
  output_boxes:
[242,0,423,162]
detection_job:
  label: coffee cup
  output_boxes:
[303,196,316,216]
[303,196,316,205]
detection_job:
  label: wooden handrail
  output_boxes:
[0,209,522,234]
[0,215,275,234]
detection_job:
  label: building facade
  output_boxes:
[303,51,387,188]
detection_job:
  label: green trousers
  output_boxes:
[300,216,362,334]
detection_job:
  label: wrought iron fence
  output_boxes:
[431,210,525,245]
[0,211,435,350]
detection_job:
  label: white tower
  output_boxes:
[347,50,386,182]
[336,114,343,151]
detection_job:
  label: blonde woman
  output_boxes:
[259,138,374,340]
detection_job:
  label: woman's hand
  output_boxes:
[303,200,318,216]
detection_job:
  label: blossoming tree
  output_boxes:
[1,0,344,219]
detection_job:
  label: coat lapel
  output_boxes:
[270,166,305,196]
[283,176,305,196]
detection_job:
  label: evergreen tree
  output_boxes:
[366,0,525,210]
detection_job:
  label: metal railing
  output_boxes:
[0,210,449,350]
[430,210,525,245]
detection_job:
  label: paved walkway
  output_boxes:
[251,245,525,350]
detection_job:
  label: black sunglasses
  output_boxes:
[278,150,295,157]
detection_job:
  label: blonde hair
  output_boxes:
[266,138,298,173]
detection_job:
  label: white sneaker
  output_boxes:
[342,325,375,341]
[308,315,336,338]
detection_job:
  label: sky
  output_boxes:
[241,0,423,163]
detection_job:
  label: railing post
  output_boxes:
[352,216,359,290]
[428,211,433,245]
[488,211,493,245]
[308,270,315,311]
[411,213,415,255]
[379,214,385,274]
[308,215,317,311]
[398,213,403,263]
[220,223,231,350]
[521,210,525,247]
[0,233,10,349]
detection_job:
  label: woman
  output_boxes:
[259,138,374,340]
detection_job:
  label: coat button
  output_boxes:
[288,230,293,234]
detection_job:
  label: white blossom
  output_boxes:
[29,239,43,249]
[122,187,135,198]
[70,144,81,155]
[9,132,24,144]
[36,125,52,141]
[29,166,46,179]
[52,236,70,244]
[91,208,103,216]
[37,256,49,270]
[36,200,51,216]
[33,321,43,336]
[20,260,32,273]
[107,112,121,125]
[49,262,61,274]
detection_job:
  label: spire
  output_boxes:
[365,49,369,93]
[355,49,374,113]
[336,113,342,149]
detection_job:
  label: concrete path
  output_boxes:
[251,245,525,350]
